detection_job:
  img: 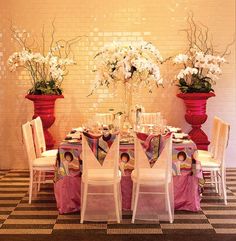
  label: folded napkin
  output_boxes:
[173,133,188,139]
[167,126,181,133]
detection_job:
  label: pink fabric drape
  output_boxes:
[54,172,200,214]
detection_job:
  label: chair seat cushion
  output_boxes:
[131,168,166,184]
[32,156,56,167]
[83,169,121,182]
[200,158,220,169]
[193,150,213,160]
[41,149,58,157]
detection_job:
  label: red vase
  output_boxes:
[177,92,215,150]
[25,94,64,149]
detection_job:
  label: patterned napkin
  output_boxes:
[83,131,117,165]
[136,132,161,167]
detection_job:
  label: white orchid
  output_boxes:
[93,41,163,94]
[173,48,226,93]
[173,54,188,64]
[8,26,78,95]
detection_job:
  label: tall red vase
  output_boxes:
[25,94,64,149]
[177,92,215,150]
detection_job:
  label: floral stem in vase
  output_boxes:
[124,82,133,123]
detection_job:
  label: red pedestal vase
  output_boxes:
[26,94,64,149]
[177,92,215,150]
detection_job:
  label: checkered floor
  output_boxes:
[0,169,236,236]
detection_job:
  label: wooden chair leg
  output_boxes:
[37,171,41,192]
[29,170,34,204]
[214,170,218,193]
[221,170,227,205]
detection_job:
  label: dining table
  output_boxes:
[54,130,204,214]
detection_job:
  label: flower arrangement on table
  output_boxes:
[173,15,233,93]
[91,41,164,94]
[8,24,79,95]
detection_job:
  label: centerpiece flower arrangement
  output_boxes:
[173,15,232,93]
[91,41,164,124]
[8,25,78,95]
[92,41,164,94]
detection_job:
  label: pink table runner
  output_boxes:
[54,140,203,214]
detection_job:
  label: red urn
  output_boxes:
[26,94,64,149]
[177,92,215,150]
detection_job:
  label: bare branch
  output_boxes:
[221,35,235,57]
[50,18,56,51]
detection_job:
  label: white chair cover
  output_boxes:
[31,117,58,158]
[199,121,230,205]
[139,112,161,125]
[22,122,37,171]
[31,117,46,157]
[81,133,121,222]
[215,121,230,167]
[132,133,174,222]
[95,113,113,126]
[209,116,222,157]
[22,122,55,204]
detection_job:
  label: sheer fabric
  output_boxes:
[80,133,122,223]
[131,133,174,223]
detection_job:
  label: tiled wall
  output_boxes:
[0,0,235,168]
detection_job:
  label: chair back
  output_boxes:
[215,121,230,168]
[82,133,120,180]
[210,116,221,157]
[31,117,46,157]
[154,134,173,183]
[139,112,161,125]
[22,122,36,170]
[134,133,172,182]
[95,113,113,126]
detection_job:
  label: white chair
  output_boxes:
[22,122,56,204]
[193,116,222,192]
[131,134,174,223]
[194,116,222,159]
[95,113,114,126]
[195,121,230,205]
[80,133,122,223]
[139,112,161,126]
[31,117,58,158]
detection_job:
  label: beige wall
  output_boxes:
[0,0,235,169]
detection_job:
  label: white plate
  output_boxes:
[174,133,188,139]
[167,126,181,133]
[68,139,80,143]
[173,139,183,143]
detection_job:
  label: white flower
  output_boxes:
[174,48,226,88]
[173,54,188,64]
[94,41,163,92]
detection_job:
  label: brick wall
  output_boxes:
[0,0,235,168]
